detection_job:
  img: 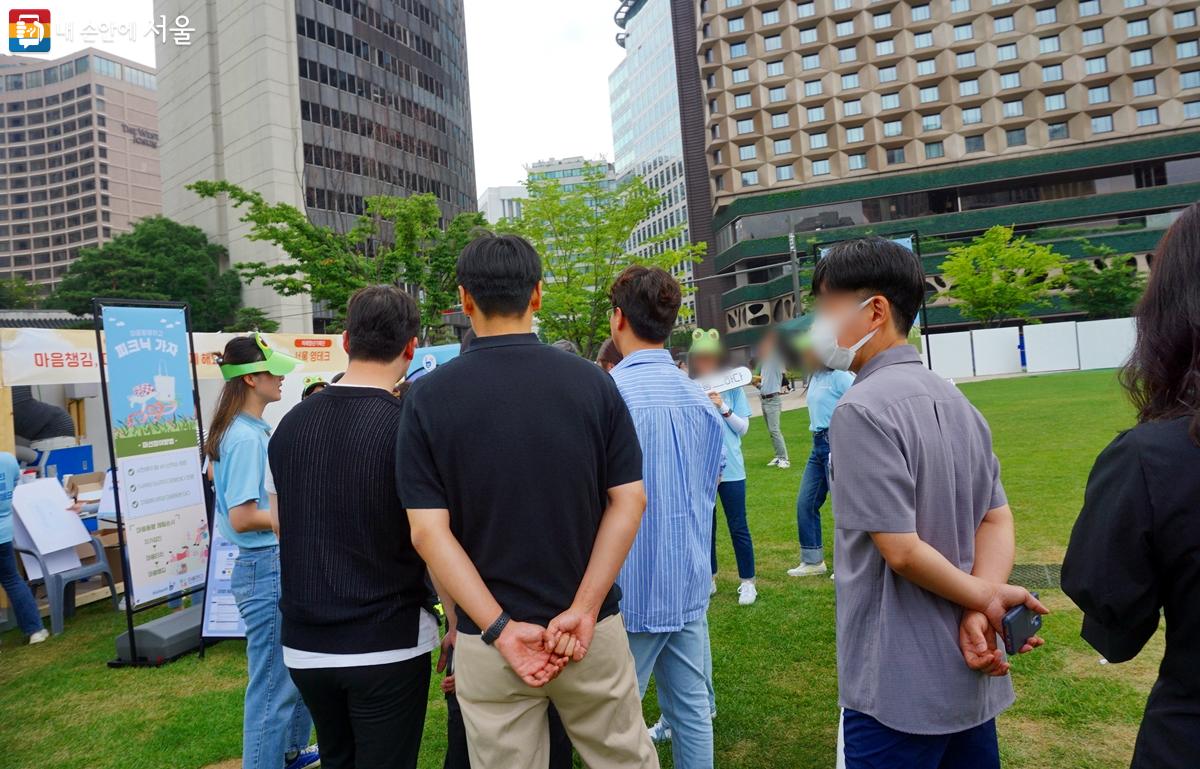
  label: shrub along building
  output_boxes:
[698,0,1200,352]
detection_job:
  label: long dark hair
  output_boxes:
[204,336,265,462]
[1119,202,1200,444]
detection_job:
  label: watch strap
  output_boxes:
[481,610,510,646]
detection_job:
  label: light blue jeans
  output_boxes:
[230,546,313,769]
[628,614,714,769]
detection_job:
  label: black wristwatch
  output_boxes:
[481,610,510,646]
[721,408,732,417]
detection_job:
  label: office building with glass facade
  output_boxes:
[699,0,1200,350]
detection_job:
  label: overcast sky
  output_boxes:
[26,0,624,197]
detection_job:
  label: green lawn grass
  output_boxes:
[0,370,1155,769]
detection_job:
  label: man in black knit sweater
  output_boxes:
[270,285,433,769]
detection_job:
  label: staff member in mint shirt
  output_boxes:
[0,451,48,644]
[205,334,318,769]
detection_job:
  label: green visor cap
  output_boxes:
[689,328,723,356]
[219,334,300,381]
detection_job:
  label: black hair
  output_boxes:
[344,285,420,363]
[810,236,926,334]
[457,231,543,317]
[608,265,682,344]
[1120,202,1200,444]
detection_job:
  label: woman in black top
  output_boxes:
[1061,201,1200,769]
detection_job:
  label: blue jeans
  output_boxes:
[0,540,43,635]
[231,546,313,769]
[796,430,830,565]
[628,614,714,769]
[712,479,755,579]
[843,709,1000,769]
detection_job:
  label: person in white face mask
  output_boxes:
[813,237,1047,769]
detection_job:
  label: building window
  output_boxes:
[995,16,1015,34]
[1184,70,1200,89]
[1003,99,1024,117]
[776,164,795,181]
[876,39,896,55]
[1048,121,1069,140]
[917,59,937,75]
[842,73,861,89]
[774,137,793,154]
[1127,18,1150,36]
[962,106,983,124]
[1130,49,1153,67]
[727,0,743,6]
[954,24,974,41]
[1085,56,1107,75]
[997,43,1018,61]
[764,35,783,51]
[844,99,863,116]
[1039,35,1061,53]
[1132,77,1156,97]
[922,113,942,130]
[1043,64,1063,81]
[737,118,755,134]
[1136,107,1159,126]
[965,134,986,152]
[732,68,750,83]
[1088,85,1110,104]
[959,79,980,96]
[804,80,823,97]
[1036,6,1058,25]
[1079,0,1100,16]
[730,41,748,57]
[799,27,818,43]
[914,31,934,48]
[1124,0,1145,6]
[811,159,831,176]
[728,16,745,32]
[735,93,753,108]
[848,153,867,170]
[738,144,757,160]
[807,106,826,122]
[836,20,854,36]
[951,0,970,12]
[768,60,786,76]
[771,112,791,128]
[846,125,865,142]
[886,147,906,164]
[710,99,720,114]
[956,51,977,69]
[1006,127,1027,146]
[883,120,903,137]
[919,86,939,103]
[1044,93,1067,110]
[879,65,898,82]
[741,170,759,185]
[881,92,901,109]
[1091,114,1114,133]
[1175,10,1197,29]
[809,132,828,149]
[839,46,858,63]
[1000,71,1021,89]
[797,1,815,17]
[762,8,781,24]
[800,54,819,71]
[1178,40,1200,59]
[1184,100,1200,119]
[769,86,788,102]
[912,4,931,21]
[874,12,892,28]
[925,140,945,158]
[1081,27,1104,46]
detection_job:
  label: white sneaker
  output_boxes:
[766,457,780,467]
[787,561,828,577]
[648,717,673,743]
[830,571,836,580]
[709,579,718,596]
[776,459,791,469]
[28,629,49,645]
[737,581,757,605]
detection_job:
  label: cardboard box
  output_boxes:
[64,471,106,505]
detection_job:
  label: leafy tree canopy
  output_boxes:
[937,225,1067,327]
[1064,239,1146,321]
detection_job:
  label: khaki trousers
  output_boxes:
[455,614,660,769]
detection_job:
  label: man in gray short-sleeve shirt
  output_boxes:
[809,237,1046,768]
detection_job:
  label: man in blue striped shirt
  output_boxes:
[608,266,724,769]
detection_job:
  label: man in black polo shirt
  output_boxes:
[270,286,435,769]
[399,232,659,769]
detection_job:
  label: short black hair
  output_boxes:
[810,237,926,334]
[457,232,543,317]
[344,285,420,363]
[609,265,682,344]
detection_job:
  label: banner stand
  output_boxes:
[93,299,210,668]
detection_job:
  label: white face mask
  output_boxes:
[809,297,878,371]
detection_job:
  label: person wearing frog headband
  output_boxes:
[204,334,318,769]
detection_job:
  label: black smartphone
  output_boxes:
[1002,592,1043,656]
[437,646,455,676]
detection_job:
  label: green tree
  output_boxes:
[227,307,280,333]
[48,216,241,331]
[0,275,38,309]
[937,225,1067,327]
[498,165,706,358]
[188,181,483,337]
[1064,240,1146,320]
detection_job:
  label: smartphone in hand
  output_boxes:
[1002,591,1043,656]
